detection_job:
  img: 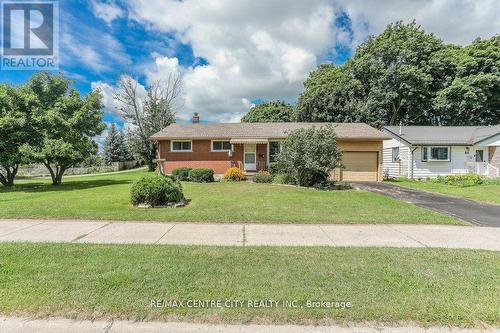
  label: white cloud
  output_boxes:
[122,0,340,122]
[338,0,500,47]
[107,0,499,123]
[90,0,125,25]
[91,81,122,115]
[144,56,181,86]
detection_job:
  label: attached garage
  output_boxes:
[340,151,379,181]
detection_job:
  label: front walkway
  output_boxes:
[351,182,500,227]
[2,316,498,333]
[0,219,499,250]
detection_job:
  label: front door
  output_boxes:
[244,144,256,171]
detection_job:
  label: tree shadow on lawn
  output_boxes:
[0,178,132,194]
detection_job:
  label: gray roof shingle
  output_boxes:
[383,125,500,145]
[151,122,390,141]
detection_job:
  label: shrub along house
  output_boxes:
[151,115,390,182]
[383,125,500,179]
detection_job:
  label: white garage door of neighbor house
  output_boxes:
[341,152,378,181]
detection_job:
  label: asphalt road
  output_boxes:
[352,182,500,227]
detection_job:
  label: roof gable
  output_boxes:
[383,125,500,145]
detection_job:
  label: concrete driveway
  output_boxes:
[351,182,500,227]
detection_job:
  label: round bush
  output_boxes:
[188,168,214,183]
[172,167,192,181]
[223,167,246,181]
[253,171,273,183]
[131,175,184,207]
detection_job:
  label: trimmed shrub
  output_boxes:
[223,167,246,181]
[272,173,296,185]
[438,174,483,187]
[131,175,184,207]
[188,168,214,183]
[253,171,273,183]
[172,167,192,181]
[172,167,193,181]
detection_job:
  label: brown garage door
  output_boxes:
[341,152,378,181]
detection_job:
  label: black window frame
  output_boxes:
[269,141,282,163]
[392,147,400,162]
[211,140,232,151]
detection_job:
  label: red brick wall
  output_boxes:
[256,144,267,171]
[489,147,500,169]
[158,140,243,174]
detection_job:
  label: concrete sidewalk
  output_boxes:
[1,317,498,333]
[0,219,499,250]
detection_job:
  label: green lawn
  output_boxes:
[391,180,500,205]
[0,170,460,224]
[0,243,498,326]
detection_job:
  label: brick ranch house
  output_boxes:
[151,116,390,182]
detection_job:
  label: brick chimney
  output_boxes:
[192,112,200,124]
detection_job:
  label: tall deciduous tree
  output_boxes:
[351,21,444,127]
[114,75,181,171]
[241,100,295,122]
[432,36,500,125]
[20,72,105,185]
[296,64,364,123]
[0,84,35,186]
[297,21,499,127]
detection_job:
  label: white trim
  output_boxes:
[170,140,193,152]
[243,143,257,171]
[421,146,451,162]
[210,140,232,152]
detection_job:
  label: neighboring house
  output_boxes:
[383,125,500,179]
[151,115,390,181]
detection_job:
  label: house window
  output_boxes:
[392,147,400,162]
[475,150,484,162]
[422,146,450,161]
[269,141,281,163]
[171,141,192,152]
[212,141,231,151]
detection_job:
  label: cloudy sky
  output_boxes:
[2,0,499,133]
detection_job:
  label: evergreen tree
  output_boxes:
[103,124,121,165]
[117,130,133,161]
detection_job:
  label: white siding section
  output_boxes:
[409,146,472,179]
[383,138,410,178]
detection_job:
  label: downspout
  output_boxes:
[410,146,418,179]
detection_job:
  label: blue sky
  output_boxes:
[1,0,499,133]
[2,0,357,130]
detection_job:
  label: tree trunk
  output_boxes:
[147,142,157,172]
[389,101,401,126]
[55,167,66,185]
[147,160,155,172]
[43,161,66,185]
[0,164,19,187]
